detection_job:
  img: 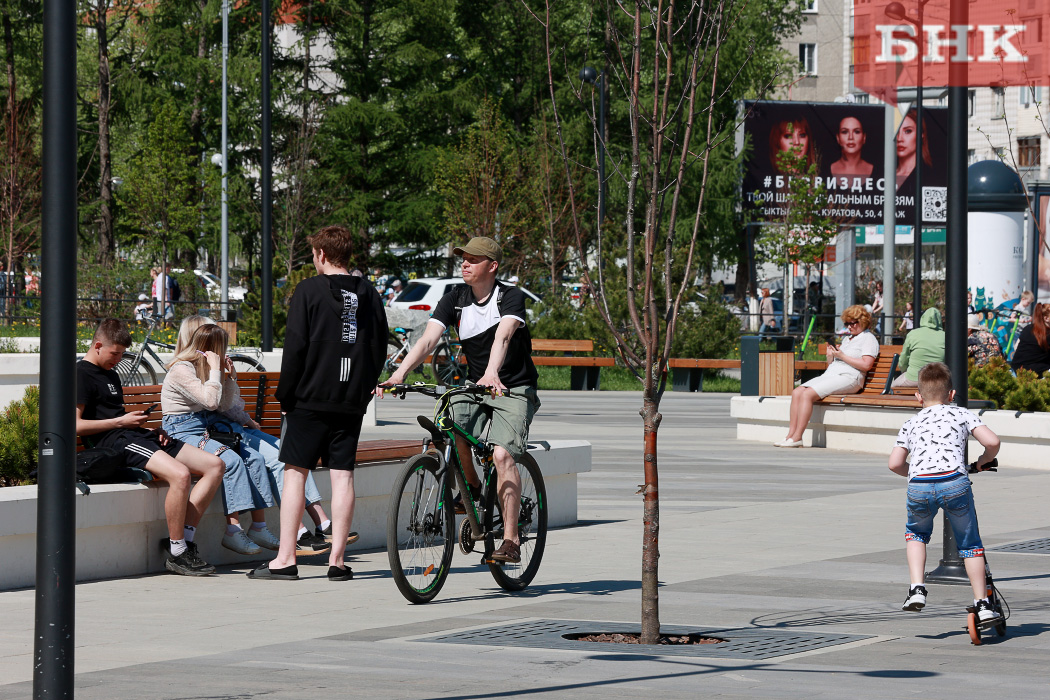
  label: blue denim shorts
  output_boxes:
[905,474,984,558]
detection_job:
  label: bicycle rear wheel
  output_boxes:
[387,452,455,603]
[229,353,265,373]
[485,452,547,591]
[431,341,466,386]
[115,353,157,387]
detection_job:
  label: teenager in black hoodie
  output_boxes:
[249,225,387,581]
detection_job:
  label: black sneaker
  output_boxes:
[165,549,214,577]
[975,598,1003,624]
[318,524,359,545]
[183,542,216,574]
[327,565,354,581]
[297,530,332,552]
[902,585,927,611]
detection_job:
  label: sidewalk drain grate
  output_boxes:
[415,619,870,659]
[993,537,1050,554]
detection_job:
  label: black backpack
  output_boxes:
[170,277,182,302]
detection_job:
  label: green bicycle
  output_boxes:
[385,383,548,604]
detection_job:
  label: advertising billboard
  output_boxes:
[741,100,947,227]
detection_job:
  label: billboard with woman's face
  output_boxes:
[741,100,946,227]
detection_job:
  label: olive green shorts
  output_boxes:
[449,385,540,460]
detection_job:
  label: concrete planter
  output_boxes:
[731,395,1050,470]
[0,440,590,590]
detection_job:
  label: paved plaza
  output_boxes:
[2,392,1049,698]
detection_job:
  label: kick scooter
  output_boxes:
[963,458,1010,645]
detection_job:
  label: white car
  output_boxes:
[194,270,248,302]
[388,277,540,313]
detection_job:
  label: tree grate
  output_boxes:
[415,619,871,659]
[992,537,1050,554]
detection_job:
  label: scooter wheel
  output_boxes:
[995,621,1007,637]
[967,611,982,645]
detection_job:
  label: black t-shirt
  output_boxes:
[76,360,125,445]
[1010,325,1050,375]
[430,283,538,388]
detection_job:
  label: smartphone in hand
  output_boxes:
[143,403,158,416]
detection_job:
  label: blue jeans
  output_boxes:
[163,411,275,516]
[905,474,984,558]
[231,424,323,506]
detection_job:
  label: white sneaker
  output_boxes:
[902,585,927,611]
[247,526,281,551]
[777,438,803,448]
[222,529,262,555]
[975,599,1002,623]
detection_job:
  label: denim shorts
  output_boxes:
[905,474,984,558]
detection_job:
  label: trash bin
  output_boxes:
[740,335,795,396]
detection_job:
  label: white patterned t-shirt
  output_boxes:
[895,404,983,481]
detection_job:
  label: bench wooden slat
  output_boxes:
[816,344,904,405]
[532,339,595,353]
[531,356,615,367]
[667,358,741,369]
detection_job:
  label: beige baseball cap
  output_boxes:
[452,236,503,264]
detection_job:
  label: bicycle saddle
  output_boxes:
[416,415,446,448]
[394,327,408,334]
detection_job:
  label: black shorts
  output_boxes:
[279,409,364,471]
[97,428,185,472]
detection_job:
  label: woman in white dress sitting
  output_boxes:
[776,305,879,447]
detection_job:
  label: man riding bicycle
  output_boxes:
[378,236,539,563]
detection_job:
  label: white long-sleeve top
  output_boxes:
[161,361,253,425]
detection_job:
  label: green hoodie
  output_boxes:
[898,308,945,381]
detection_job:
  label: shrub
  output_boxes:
[968,357,1016,408]
[0,385,40,486]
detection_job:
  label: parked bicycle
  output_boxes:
[384,326,415,374]
[384,383,548,603]
[116,312,265,386]
[430,328,466,386]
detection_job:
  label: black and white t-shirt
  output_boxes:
[76,360,126,446]
[895,404,984,482]
[430,283,538,388]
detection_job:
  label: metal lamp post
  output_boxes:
[886,0,929,318]
[220,0,229,319]
[579,66,606,226]
[261,0,273,350]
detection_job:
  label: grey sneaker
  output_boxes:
[246,526,281,551]
[222,529,263,556]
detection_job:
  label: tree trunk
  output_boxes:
[639,393,661,643]
[96,0,115,266]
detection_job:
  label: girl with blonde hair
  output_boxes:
[161,322,281,556]
[172,316,339,553]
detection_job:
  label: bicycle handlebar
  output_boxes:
[386,383,491,400]
[967,457,998,474]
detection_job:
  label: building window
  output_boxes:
[1018,137,1041,169]
[852,93,869,104]
[996,146,1007,160]
[967,149,978,165]
[993,87,1006,119]
[1020,84,1042,107]
[802,0,817,12]
[968,89,976,117]
[799,44,817,75]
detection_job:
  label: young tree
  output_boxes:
[756,144,841,333]
[531,0,784,642]
[119,101,199,309]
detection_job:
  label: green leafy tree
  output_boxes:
[119,101,199,306]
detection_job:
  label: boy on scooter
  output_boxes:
[888,362,1003,623]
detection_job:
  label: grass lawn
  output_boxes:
[380,365,740,393]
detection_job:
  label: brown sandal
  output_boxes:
[488,540,520,564]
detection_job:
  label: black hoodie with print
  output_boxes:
[276,274,387,414]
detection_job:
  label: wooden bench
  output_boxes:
[531,339,614,390]
[666,358,740,392]
[78,376,421,470]
[813,344,921,409]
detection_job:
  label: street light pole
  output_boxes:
[579,66,606,226]
[220,0,229,320]
[261,0,273,351]
[35,0,77,696]
[913,0,924,319]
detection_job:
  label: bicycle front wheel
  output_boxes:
[387,452,455,603]
[485,452,547,591]
[229,353,265,373]
[431,341,466,386]
[115,352,158,387]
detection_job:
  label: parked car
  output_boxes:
[389,277,540,313]
[172,268,248,302]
